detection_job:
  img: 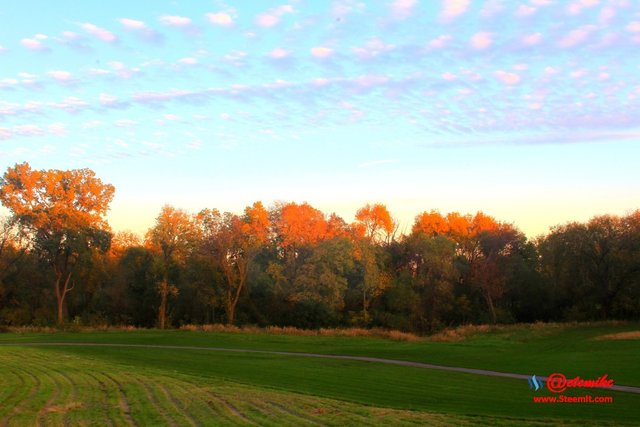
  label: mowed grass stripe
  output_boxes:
[0,371,22,414]
[101,372,137,426]
[165,378,253,426]
[6,364,55,427]
[43,367,81,427]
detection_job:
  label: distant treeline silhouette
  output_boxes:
[1,163,639,331]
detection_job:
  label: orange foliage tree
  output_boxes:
[146,205,198,328]
[198,201,270,324]
[276,202,328,249]
[412,210,507,323]
[0,162,114,324]
[355,203,396,245]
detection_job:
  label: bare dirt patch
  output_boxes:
[595,331,640,340]
[45,402,83,413]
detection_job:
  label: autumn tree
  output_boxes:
[146,205,197,328]
[355,203,396,244]
[268,202,330,295]
[412,210,449,237]
[199,202,270,324]
[0,163,114,324]
[351,204,395,322]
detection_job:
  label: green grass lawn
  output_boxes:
[1,322,639,426]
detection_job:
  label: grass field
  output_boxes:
[1,322,639,426]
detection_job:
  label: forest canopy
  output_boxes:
[1,163,639,331]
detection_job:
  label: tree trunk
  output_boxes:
[226,297,236,325]
[57,295,65,325]
[54,270,73,325]
[484,292,497,324]
[159,289,167,329]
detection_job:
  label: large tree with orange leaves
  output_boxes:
[146,205,198,328]
[0,163,114,324]
[355,203,396,245]
[199,201,270,324]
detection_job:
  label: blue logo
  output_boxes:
[528,375,544,391]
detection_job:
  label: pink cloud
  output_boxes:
[311,46,333,58]
[480,0,504,17]
[0,128,10,140]
[114,119,137,128]
[570,69,588,79]
[256,14,279,27]
[470,32,493,50]
[256,5,293,28]
[50,97,88,113]
[516,5,537,17]
[47,70,74,82]
[119,18,163,43]
[21,37,48,51]
[352,38,395,59]
[522,32,543,46]
[627,22,640,33]
[390,0,418,19]
[81,23,117,42]
[354,75,389,87]
[99,93,119,106]
[179,57,198,65]
[557,25,596,48]
[441,0,470,21]
[494,70,521,85]
[567,0,600,15]
[428,35,452,49]
[14,125,44,137]
[0,45,7,54]
[108,61,140,79]
[160,15,192,27]
[598,7,616,25]
[530,0,553,5]
[48,123,66,135]
[119,18,146,30]
[206,12,234,27]
[442,72,457,81]
[268,48,290,59]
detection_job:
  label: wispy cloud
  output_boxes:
[390,0,418,20]
[80,23,118,43]
[256,5,293,28]
[47,70,75,83]
[119,18,163,43]
[21,34,50,52]
[159,15,192,27]
[311,46,333,58]
[470,32,493,50]
[206,12,234,27]
[441,0,470,21]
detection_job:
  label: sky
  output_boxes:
[1,0,639,238]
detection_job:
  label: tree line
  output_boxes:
[1,163,639,332]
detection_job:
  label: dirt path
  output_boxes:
[3,342,639,394]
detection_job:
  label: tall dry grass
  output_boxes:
[180,324,422,341]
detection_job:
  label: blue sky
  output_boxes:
[1,0,639,237]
